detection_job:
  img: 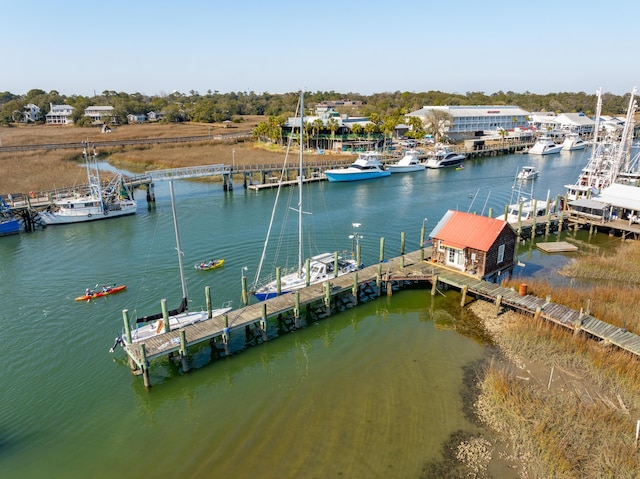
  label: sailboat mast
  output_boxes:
[298,91,304,276]
[169,180,188,304]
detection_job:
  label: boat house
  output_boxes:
[428,210,517,281]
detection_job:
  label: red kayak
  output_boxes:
[75,285,127,301]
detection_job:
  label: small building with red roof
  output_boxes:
[428,210,517,280]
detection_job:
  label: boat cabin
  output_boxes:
[428,210,517,281]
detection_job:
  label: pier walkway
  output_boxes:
[120,248,640,387]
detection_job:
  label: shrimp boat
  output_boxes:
[252,92,359,301]
[39,146,137,225]
[112,181,231,348]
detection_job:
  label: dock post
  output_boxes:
[276,267,282,295]
[352,272,358,305]
[140,344,151,388]
[293,290,300,327]
[161,299,170,334]
[379,237,385,263]
[206,286,212,318]
[305,259,311,286]
[227,173,233,191]
[400,255,404,268]
[495,294,502,316]
[260,303,268,340]
[222,315,230,356]
[122,309,132,345]
[532,200,537,232]
[356,243,362,268]
[558,210,564,232]
[460,285,467,306]
[488,207,493,218]
[400,231,405,256]
[179,330,189,372]
[534,306,541,321]
[334,251,339,278]
[376,264,382,296]
[324,281,331,314]
[431,274,438,296]
[223,174,228,191]
[420,226,425,261]
[241,275,248,306]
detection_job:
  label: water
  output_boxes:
[0,148,616,477]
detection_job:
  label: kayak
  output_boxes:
[194,258,224,271]
[75,284,127,301]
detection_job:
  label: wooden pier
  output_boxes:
[119,247,640,387]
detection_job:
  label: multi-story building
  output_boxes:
[45,103,74,124]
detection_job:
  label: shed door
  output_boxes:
[446,248,465,270]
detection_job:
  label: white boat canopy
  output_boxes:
[594,184,640,212]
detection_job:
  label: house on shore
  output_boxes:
[428,210,517,281]
[45,103,74,124]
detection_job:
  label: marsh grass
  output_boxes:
[0,121,353,194]
[477,240,640,477]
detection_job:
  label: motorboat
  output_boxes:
[528,135,562,155]
[324,151,390,182]
[516,166,539,181]
[561,133,587,151]
[39,146,137,225]
[388,150,425,173]
[252,92,359,301]
[423,147,465,168]
[0,198,20,236]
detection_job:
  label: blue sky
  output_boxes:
[2,0,638,97]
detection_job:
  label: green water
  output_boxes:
[0,148,616,477]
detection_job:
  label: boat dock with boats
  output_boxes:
[114,244,640,387]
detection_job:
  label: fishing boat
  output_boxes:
[498,176,552,224]
[388,150,425,173]
[75,284,127,301]
[194,258,224,271]
[528,135,562,155]
[565,87,639,200]
[561,133,587,151]
[423,146,465,168]
[252,92,359,301]
[516,165,539,181]
[0,198,20,236]
[39,146,137,225]
[113,181,232,347]
[324,151,390,182]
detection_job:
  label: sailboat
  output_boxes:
[39,145,137,225]
[115,181,231,346]
[252,92,359,301]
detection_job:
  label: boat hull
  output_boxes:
[325,171,390,182]
[388,165,426,173]
[0,218,20,236]
[75,285,127,301]
[40,204,137,225]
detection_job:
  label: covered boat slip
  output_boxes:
[119,248,640,387]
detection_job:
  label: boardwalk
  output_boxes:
[119,248,640,386]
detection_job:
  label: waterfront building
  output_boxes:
[84,105,117,124]
[21,103,40,123]
[406,105,531,141]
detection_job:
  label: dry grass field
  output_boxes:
[0,117,353,195]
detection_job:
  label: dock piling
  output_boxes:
[179,330,189,372]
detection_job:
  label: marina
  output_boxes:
[1,142,638,477]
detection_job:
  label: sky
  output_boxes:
[2,0,639,98]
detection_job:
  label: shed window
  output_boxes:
[497,244,505,263]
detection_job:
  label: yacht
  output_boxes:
[388,150,426,173]
[528,135,562,155]
[324,152,390,182]
[423,147,465,168]
[561,133,587,151]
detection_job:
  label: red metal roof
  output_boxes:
[435,210,509,251]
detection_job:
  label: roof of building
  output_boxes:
[594,183,640,211]
[408,105,530,118]
[429,210,511,250]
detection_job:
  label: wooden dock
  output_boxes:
[119,248,640,387]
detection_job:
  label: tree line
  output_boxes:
[0,88,634,127]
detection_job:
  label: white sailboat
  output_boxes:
[252,92,358,301]
[39,146,137,225]
[114,181,231,347]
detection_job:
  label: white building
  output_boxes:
[406,105,531,141]
[22,103,40,123]
[84,105,116,124]
[528,112,595,134]
[45,103,74,124]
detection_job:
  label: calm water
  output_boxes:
[0,148,619,477]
